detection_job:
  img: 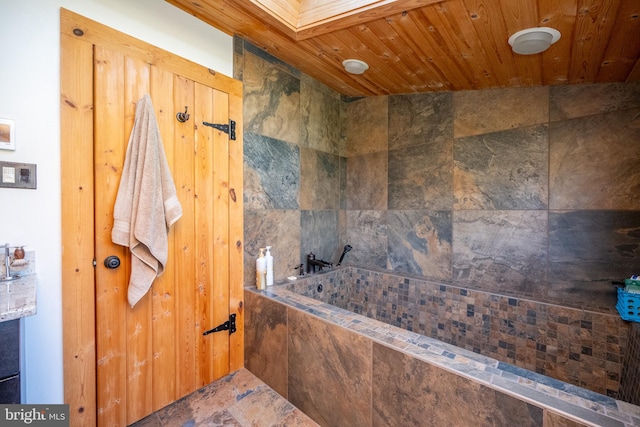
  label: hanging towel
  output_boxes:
[112,94,182,308]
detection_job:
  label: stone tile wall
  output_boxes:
[285,267,630,398]
[236,36,640,315]
[235,38,344,287]
[344,83,640,312]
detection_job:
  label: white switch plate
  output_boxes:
[2,166,15,183]
[0,161,36,189]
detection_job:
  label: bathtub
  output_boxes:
[245,266,640,427]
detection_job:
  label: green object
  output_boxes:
[625,278,640,287]
[626,284,640,294]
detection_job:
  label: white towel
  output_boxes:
[112,94,182,307]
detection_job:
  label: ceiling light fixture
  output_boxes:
[342,59,369,75]
[508,27,561,55]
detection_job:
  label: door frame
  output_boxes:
[60,9,244,426]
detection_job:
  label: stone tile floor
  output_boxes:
[131,368,318,427]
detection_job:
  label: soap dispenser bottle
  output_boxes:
[256,248,266,290]
[265,246,273,286]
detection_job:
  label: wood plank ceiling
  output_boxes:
[166,0,640,97]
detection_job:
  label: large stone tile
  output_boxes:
[233,36,244,81]
[346,151,388,210]
[548,210,640,307]
[243,50,301,146]
[244,290,289,398]
[244,132,300,210]
[152,369,264,426]
[452,210,548,294]
[273,409,321,427]
[300,73,340,100]
[549,108,640,210]
[388,139,453,210]
[543,410,590,427]
[372,343,543,427]
[243,40,301,79]
[387,210,452,279]
[227,385,299,427]
[155,397,241,426]
[300,210,339,267]
[453,86,549,138]
[346,210,388,269]
[345,96,388,156]
[550,82,640,121]
[388,92,453,150]
[338,100,348,157]
[131,413,162,427]
[300,147,340,210]
[454,125,548,209]
[131,368,317,427]
[194,410,241,427]
[301,80,341,154]
[339,156,347,210]
[336,209,348,263]
[288,309,372,427]
[244,209,300,286]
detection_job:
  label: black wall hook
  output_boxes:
[176,106,190,122]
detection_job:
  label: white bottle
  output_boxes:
[256,248,266,290]
[265,246,274,286]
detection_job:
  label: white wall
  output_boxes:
[0,0,233,404]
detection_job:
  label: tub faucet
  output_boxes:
[306,252,333,274]
[293,264,305,276]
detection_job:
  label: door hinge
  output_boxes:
[202,119,236,140]
[203,313,236,336]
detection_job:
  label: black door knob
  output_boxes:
[104,256,121,269]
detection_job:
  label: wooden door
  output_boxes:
[61,10,244,427]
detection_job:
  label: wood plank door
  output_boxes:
[93,47,239,426]
[60,10,243,425]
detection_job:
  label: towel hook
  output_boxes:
[176,106,190,123]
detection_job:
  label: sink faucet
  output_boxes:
[306,252,333,274]
[2,243,19,281]
[3,243,11,280]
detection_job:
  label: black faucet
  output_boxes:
[306,252,333,274]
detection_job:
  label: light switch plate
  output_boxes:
[0,161,36,189]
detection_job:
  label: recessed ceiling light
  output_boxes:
[342,59,369,74]
[508,27,561,55]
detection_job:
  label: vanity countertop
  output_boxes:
[0,249,36,322]
[0,276,36,322]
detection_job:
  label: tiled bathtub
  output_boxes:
[285,266,632,398]
[245,266,640,426]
